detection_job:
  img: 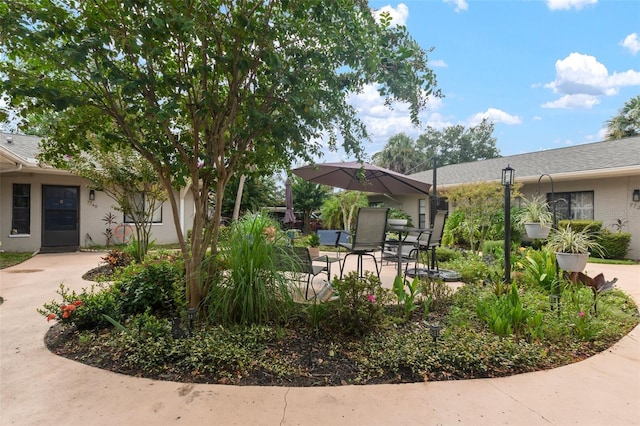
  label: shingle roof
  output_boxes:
[0,132,42,164]
[411,136,640,186]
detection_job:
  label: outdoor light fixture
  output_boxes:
[186,308,197,330]
[501,165,515,186]
[428,323,442,343]
[502,165,514,284]
[89,189,95,201]
[633,189,640,202]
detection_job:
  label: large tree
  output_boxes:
[371,132,422,174]
[416,119,500,169]
[291,176,330,233]
[1,1,439,309]
[605,95,640,140]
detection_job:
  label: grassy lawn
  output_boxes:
[0,252,34,269]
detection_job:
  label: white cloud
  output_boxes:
[533,116,542,121]
[373,4,409,26]
[542,52,640,109]
[430,59,448,68]
[620,33,640,55]
[542,94,600,109]
[546,0,597,11]
[468,108,522,126]
[344,84,445,156]
[443,0,468,13]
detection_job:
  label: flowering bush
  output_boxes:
[38,283,121,329]
[329,271,392,336]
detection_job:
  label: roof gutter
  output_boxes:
[0,163,23,174]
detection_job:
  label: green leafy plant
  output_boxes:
[38,283,121,329]
[515,194,553,226]
[112,255,185,316]
[392,275,420,321]
[546,225,603,255]
[476,283,543,343]
[329,271,391,336]
[521,248,557,292]
[208,212,295,325]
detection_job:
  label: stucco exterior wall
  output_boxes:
[1,171,189,252]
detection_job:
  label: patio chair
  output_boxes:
[338,207,389,279]
[284,246,332,300]
[405,210,448,279]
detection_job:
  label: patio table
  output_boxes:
[386,226,432,277]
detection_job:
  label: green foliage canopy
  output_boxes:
[1,0,439,308]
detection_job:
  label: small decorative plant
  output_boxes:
[546,225,603,272]
[387,208,412,226]
[515,195,553,226]
[545,225,602,255]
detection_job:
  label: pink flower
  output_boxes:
[578,311,585,317]
[367,294,376,303]
[197,159,204,168]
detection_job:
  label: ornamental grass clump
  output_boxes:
[208,212,295,325]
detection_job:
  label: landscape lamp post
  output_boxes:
[502,165,514,284]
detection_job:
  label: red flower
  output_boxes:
[66,304,76,312]
[47,313,56,322]
[62,311,70,319]
[73,300,82,306]
[60,304,67,311]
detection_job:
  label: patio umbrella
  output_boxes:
[292,161,431,195]
[284,178,296,225]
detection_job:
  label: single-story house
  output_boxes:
[1,132,196,253]
[371,136,640,260]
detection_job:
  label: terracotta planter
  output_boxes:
[524,223,551,239]
[308,247,320,259]
[555,252,589,272]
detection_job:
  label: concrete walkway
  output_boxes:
[1,252,639,425]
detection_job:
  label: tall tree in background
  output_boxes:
[416,119,500,169]
[371,132,422,174]
[1,1,439,309]
[291,177,330,233]
[220,174,278,219]
[374,119,501,176]
[605,95,640,140]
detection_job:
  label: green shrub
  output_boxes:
[328,271,392,336]
[38,283,121,329]
[596,229,631,259]
[112,255,185,316]
[208,212,295,325]
[520,248,557,292]
[441,251,490,283]
[434,246,461,262]
[481,240,504,259]
[476,283,543,343]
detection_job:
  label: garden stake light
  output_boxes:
[428,323,442,343]
[187,308,196,331]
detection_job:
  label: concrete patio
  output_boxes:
[1,251,638,425]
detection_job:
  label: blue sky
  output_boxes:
[323,0,640,162]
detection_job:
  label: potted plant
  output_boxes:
[307,233,320,259]
[387,208,412,227]
[515,195,553,239]
[545,225,602,272]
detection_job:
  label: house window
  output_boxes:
[123,193,162,224]
[12,184,30,234]
[548,191,594,220]
[418,198,427,228]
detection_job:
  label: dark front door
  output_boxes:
[42,185,79,248]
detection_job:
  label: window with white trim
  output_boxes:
[123,193,162,224]
[548,191,594,220]
[12,184,30,234]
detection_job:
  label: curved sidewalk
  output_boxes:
[1,252,638,425]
